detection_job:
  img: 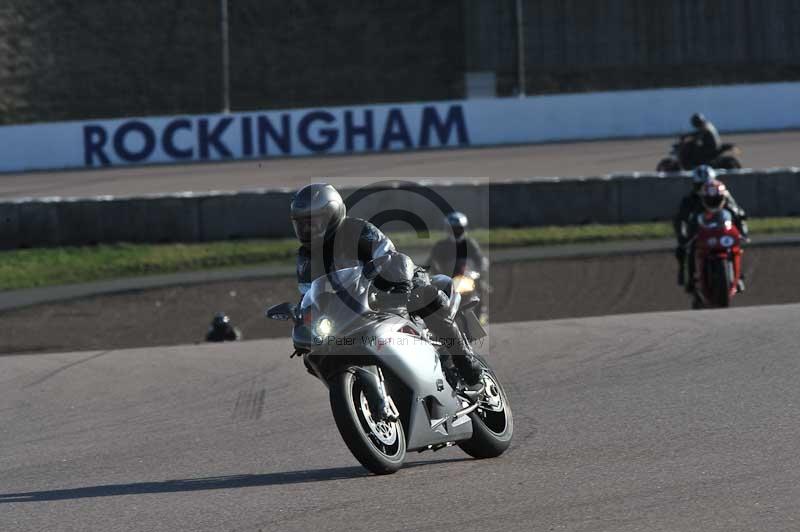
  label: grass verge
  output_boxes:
[2,217,799,291]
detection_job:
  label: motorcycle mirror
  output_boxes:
[266,302,296,321]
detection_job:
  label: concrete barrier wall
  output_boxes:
[2,169,799,249]
[3,82,800,173]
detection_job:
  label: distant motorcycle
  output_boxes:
[266,258,513,475]
[450,263,489,325]
[688,210,744,309]
[657,136,742,172]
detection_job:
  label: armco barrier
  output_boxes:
[2,169,799,250]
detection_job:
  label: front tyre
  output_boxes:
[708,259,731,308]
[458,354,514,459]
[329,368,406,474]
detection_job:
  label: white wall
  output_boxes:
[1,82,799,173]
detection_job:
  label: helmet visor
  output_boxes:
[292,214,329,243]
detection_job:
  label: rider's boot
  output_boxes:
[426,313,483,388]
[409,284,484,388]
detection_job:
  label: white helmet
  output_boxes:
[445,211,468,242]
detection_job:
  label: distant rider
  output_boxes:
[682,113,722,168]
[427,212,489,279]
[290,183,483,388]
[205,312,242,342]
[678,171,748,293]
[673,165,745,286]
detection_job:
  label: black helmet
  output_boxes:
[691,113,706,129]
[290,183,346,244]
[446,211,468,242]
[212,312,230,329]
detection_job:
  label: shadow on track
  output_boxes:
[0,458,469,503]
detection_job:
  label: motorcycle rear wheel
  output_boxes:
[656,158,681,172]
[715,155,742,170]
[457,354,514,459]
[329,368,406,475]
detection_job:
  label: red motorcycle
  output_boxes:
[690,209,744,309]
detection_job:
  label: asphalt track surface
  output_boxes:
[3,303,800,531]
[2,130,799,199]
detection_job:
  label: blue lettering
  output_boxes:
[258,114,291,155]
[83,125,110,166]
[344,110,374,151]
[380,109,412,150]
[241,116,253,156]
[198,117,233,159]
[418,105,470,147]
[298,111,338,153]
[162,119,193,159]
[113,121,156,163]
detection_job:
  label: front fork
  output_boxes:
[352,366,400,422]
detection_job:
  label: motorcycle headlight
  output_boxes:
[453,275,476,294]
[315,317,334,336]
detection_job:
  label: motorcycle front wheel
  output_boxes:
[708,259,731,308]
[329,368,406,475]
[458,354,514,459]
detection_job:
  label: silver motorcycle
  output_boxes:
[266,260,513,475]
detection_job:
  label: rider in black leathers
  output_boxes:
[205,312,242,342]
[291,183,483,386]
[673,166,748,292]
[427,212,489,280]
[682,113,722,168]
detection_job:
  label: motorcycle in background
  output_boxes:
[266,258,513,475]
[451,260,489,325]
[657,135,742,172]
[688,210,744,309]
[431,257,490,325]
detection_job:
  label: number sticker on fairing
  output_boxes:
[720,236,735,248]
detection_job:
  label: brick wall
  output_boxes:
[2,0,799,125]
[0,0,463,124]
[466,0,800,96]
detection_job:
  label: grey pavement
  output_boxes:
[2,304,799,531]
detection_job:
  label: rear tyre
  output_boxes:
[715,156,742,170]
[458,354,514,459]
[656,158,681,172]
[329,368,406,475]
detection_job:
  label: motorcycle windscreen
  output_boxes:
[298,265,372,343]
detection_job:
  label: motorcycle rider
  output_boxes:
[205,312,242,342]
[427,212,489,321]
[680,174,749,294]
[673,165,747,289]
[427,212,489,279]
[682,113,722,168]
[290,183,483,387]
